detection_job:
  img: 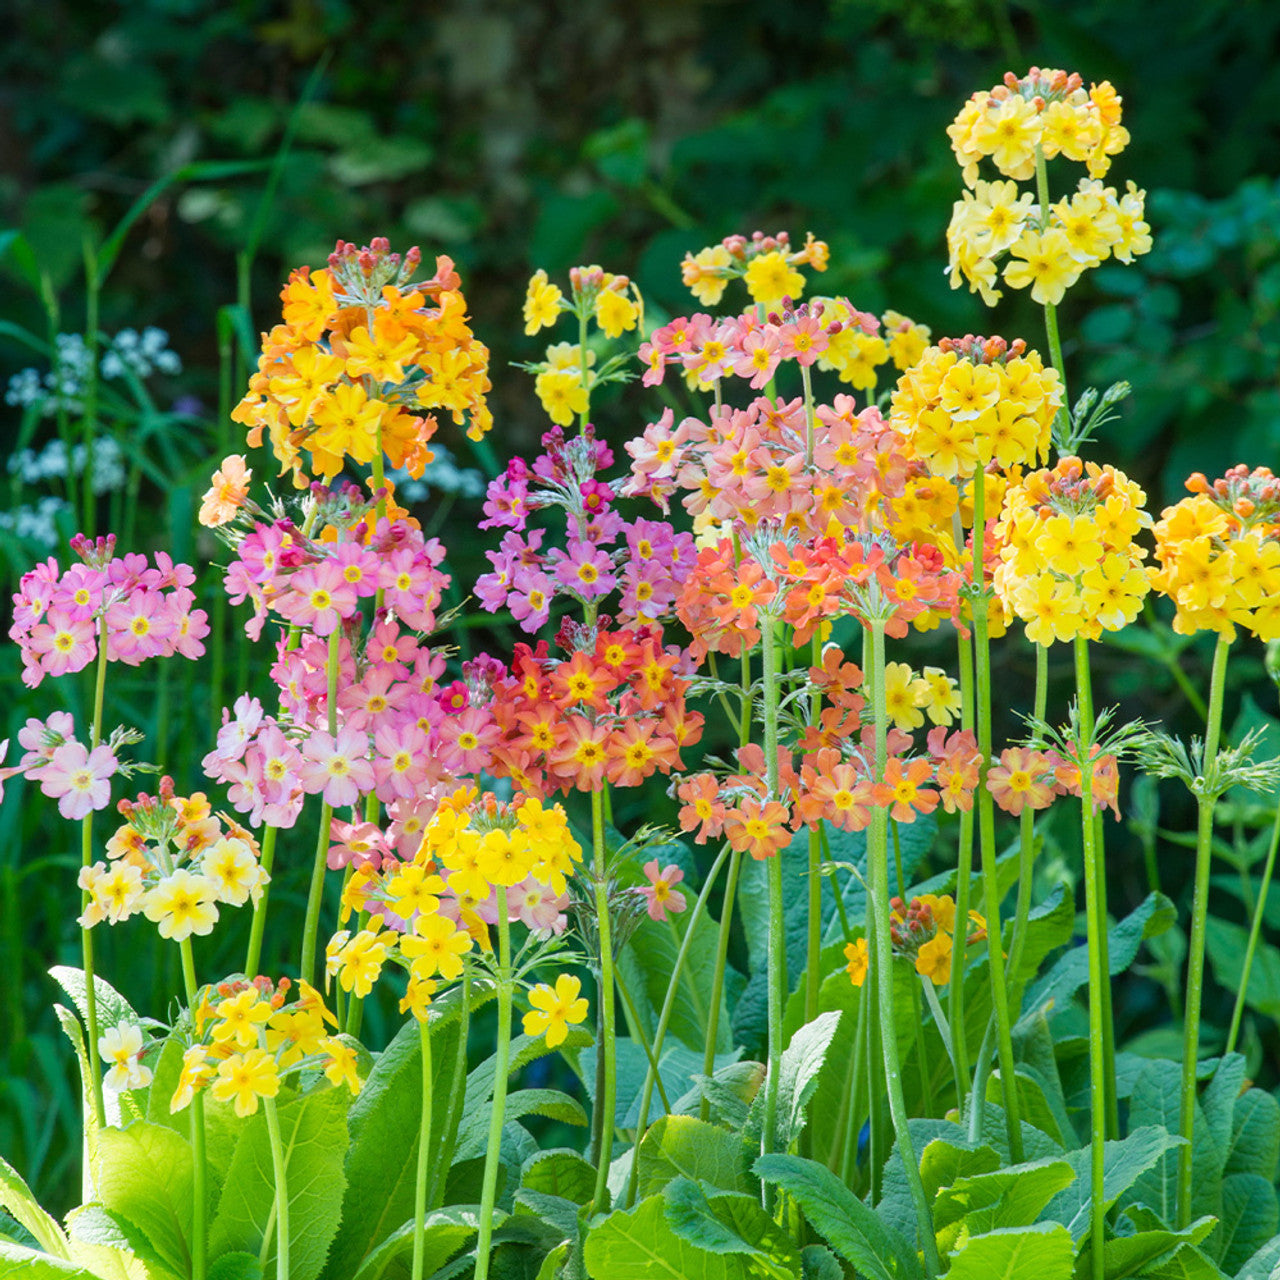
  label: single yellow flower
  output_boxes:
[522,974,589,1048]
[212,1049,280,1118]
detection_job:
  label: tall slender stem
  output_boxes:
[300,630,340,987]
[178,938,207,1280]
[263,1095,290,1280]
[837,972,870,1184]
[475,891,512,1280]
[1074,638,1118,1140]
[590,788,617,1212]
[625,842,731,1207]
[430,970,472,1210]
[759,618,786,1196]
[1226,803,1280,1056]
[970,476,1023,1160]
[244,825,277,977]
[700,849,742,1122]
[412,1013,434,1280]
[1033,145,1068,412]
[1177,631,1231,1228]
[868,619,939,1278]
[1009,642,1048,978]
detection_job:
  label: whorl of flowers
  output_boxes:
[1150,465,1280,640]
[230,238,492,489]
[945,69,1150,307]
[679,229,829,310]
[79,780,269,940]
[993,456,1152,646]
[889,335,1062,479]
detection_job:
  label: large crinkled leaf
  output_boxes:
[754,1153,921,1280]
[1213,1173,1279,1274]
[1230,1231,1280,1280]
[94,1121,195,1278]
[635,1116,752,1200]
[520,1149,597,1205]
[1043,1125,1184,1242]
[582,1038,741,1131]
[0,1152,69,1258]
[1206,916,1280,1022]
[0,1241,107,1277]
[1226,1089,1280,1181]
[49,967,140,1044]
[1127,1060,1218,1224]
[662,1178,800,1268]
[583,1195,746,1279]
[454,1088,586,1162]
[1075,1206,1216,1280]
[1139,1242,1230,1279]
[745,1010,840,1153]
[65,1204,178,1280]
[348,1207,484,1280]
[946,1223,1074,1280]
[1025,892,1174,1015]
[210,1087,349,1280]
[933,1156,1076,1236]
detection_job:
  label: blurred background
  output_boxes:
[3,0,1280,1215]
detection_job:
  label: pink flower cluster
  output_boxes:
[624,395,908,538]
[476,424,694,632]
[10,535,209,689]
[222,485,448,643]
[637,300,875,390]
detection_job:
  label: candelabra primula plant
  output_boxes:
[8,69,1280,1280]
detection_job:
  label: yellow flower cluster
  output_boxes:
[1150,466,1280,639]
[994,456,1152,646]
[806,305,931,392]
[948,68,1130,188]
[883,661,962,732]
[945,69,1149,307]
[680,230,829,308]
[230,240,492,489]
[523,265,640,424]
[844,894,987,988]
[328,788,583,1020]
[80,792,267,942]
[171,977,358,1118]
[889,335,1062,479]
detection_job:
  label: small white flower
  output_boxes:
[98,1023,153,1092]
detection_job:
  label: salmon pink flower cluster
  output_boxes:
[11,533,208,688]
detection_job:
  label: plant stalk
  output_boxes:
[475,890,512,1280]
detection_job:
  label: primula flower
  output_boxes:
[39,741,118,820]
[522,974,589,1049]
[844,937,869,987]
[211,1048,281,1118]
[199,455,253,527]
[99,1024,152,1091]
[142,869,220,942]
[638,861,687,922]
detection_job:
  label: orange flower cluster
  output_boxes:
[485,627,704,796]
[232,238,492,488]
[676,533,962,661]
[1150,465,1280,640]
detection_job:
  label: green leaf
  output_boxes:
[210,1088,350,1280]
[534,1243,570,1280]
[1223,1090,1280,1177]
[754,1152,922,1280]
[635,1116,752,1200]
[746,1010,840,1153]
[1206,917,1280,1023]
[1138,1242,1230,1279]
[1043,1126,1184,1242]
[933,1157,1076,1235]
[1008,885,1076,988]
[520,1150,597,1205]
[94,1122,195,1277]
[985,1069,1071,1148]
[49,967,140,1050]
[52,1006,100,1173]
[65,1203,179,1279]
[1076,1207,1216,1280]
[1214,1173,1278,1273]
[919,1138,1002,1198]
[801,1244,843,1280]
[0,1153,69,1258]
[348,1208,484,1280]
[455,1088,586,1161]
[946,1223,1074,1279]
[208,1255,264,1280]
[583,1195,746,1279]
[0,1241,107,1277]
[661,1180,767,1259]
[1025,893,1175,1015]
[1231,1231,1280,1280]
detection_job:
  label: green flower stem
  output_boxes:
[412,1013,434,1280]
[1033,145,1069,407]
[760,618,786,1200]
[590,787,618,1214]
[862,627,886,1205]
[1074,637,1119,1141]
[836,968,870,1184]
[1226,801,1280,1056]
[868,619,940,1278]
[970,476,1023,1162]
[1008,642,1049,978]
[806,633,824,1024]
[81,614,111,1133]
[922,978,967,1123]
[300,629,341,988]
[430,969,472,1210]
[243,824,278,978]
[948,518,976,1123]
[1177,630,1232,1228]
[625,841,732,1208]
[177,939,207,1280]
[476,890,512,1280]
[262,1094,290,1280]
[82,254,101,536]
[579,307,591,429]
[912,982,935,1118]
[614,970,672,1114]
[1075,651,1107,1280]
[700,848,742,1123]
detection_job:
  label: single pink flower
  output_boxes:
[638,860,687,922]
[299,726,374,809]
[39,742,118,820]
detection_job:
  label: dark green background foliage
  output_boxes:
[3,0,1280,1216]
